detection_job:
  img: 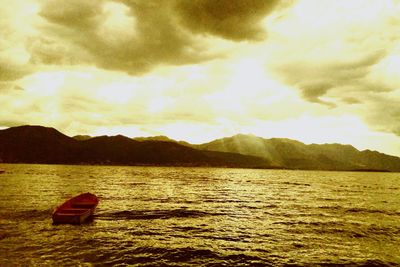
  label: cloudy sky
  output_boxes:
[1,0,400,156]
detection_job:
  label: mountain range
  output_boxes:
[0,126,268,168]
[194,134,400,172]
[1,125,399,172]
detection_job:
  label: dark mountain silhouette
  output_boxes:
[133,135,192,147]
[0,126,270,168]
[72,135,92,141]
[134,135,175,142]
[194,134,400,172]
[0,125,78,163]
[1,126,399,171]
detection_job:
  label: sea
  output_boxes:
[0,164,399,266]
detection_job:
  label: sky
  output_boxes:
[1,0,400,156]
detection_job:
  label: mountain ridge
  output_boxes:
[0,125,271,169]
[194,134,400,172]
[1,125,399,172]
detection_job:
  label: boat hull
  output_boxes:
[52,193,98,224]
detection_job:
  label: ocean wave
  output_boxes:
[95,246,269,266]
[96,208,211,221]
[0,209,53,221]
[345,207,400,216]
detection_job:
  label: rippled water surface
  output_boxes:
[0,164,400,266]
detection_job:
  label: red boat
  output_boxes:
[52,192,99,224]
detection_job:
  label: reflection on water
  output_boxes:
[0,164,400,266]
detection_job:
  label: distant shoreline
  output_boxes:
[0,162,397,173]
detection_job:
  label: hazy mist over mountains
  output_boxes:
[1,125,400,172]
[194,134,400,172]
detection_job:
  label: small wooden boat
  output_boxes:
[52,192,99,224]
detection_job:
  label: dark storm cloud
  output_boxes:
[297,81,336,107]
[36,0,209,74]
[35,0,284,75]
[0,82,24,92]
[341,97,361,104]
[174,0,280,41]
[365,95,400,137]
[28,36,90,65]
[276,51,387,105]
[273,44,400,137]
[39,0,104,29]
[97,0,210,73]
[0,60,31,81]
[35,0,105,66]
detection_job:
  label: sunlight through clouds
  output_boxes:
[22,72,65,96]
[98,2,137,46]
[96,83,136,105]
